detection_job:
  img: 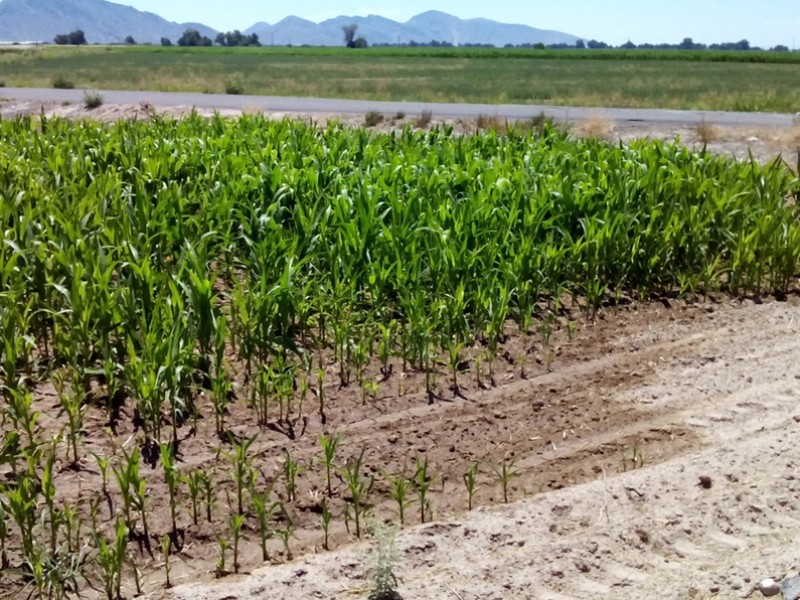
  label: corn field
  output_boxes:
[0,113,798,598]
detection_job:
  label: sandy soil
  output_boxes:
[170,295,800,600]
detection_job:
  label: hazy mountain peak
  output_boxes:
[0,0,579,47]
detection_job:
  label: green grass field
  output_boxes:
[1,45,799,111]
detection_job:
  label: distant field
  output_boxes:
[1,45,799,112]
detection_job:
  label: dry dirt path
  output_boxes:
[1,86,797,127]
[172,297,800,600]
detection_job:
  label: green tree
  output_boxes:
[54,29,87,45]
[178,28,212,47]
[342,24,367,48]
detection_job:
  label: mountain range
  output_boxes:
[245,11,580,47]
[0,0,580,46]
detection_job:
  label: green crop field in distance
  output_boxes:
[0,45,798,111]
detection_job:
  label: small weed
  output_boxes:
[365,110,384,127]
[476,114,506,132]
[694,120,719,144]
[367,524,403,600]
[52,75,74,89]
[414,109,433,128]
[394,111,406,120]
[577,114,613,139]
[225,82,244,95]
[83,91,103,110]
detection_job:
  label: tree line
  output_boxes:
[51,26,793,53]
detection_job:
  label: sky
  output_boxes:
[118,0,799,48]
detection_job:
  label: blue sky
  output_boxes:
[121,0,799,48]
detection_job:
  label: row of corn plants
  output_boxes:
[0,113,798,596]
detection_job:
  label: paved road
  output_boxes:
[1,87,796,128]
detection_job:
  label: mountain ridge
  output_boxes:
[245,10,580,47]
[0,0,216,43]
[0,0,581,46]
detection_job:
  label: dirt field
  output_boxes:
[2,100,799,599]
[168,295,800,600]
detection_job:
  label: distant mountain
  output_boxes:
[0,0,579,47]
[0,0,216,44]
[246,10,580,47]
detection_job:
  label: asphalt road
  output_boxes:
[1,87,796,128]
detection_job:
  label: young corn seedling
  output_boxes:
[377,321,395,381]
[249,473,280,561]
[211,317,234,438]
[491,455,518,504]
[113,446,151,554]
[202,470,216,523]
[229,513,244,574]
[161,535,173,588]
[41,440,59,556]
[0,499,9,568]
[463,461,479,511]
[5,462,38,560]
[160,442,181,537]
[282,449,301,502]
[215,535,229,578]
[92,452,114,519]
[56,369,87,465]
[317,432,341,498]
[252,362,273,427]
[184,469,205,526]
[316,362,327,424]
[93,518,127,600]
[339,449,374,539]
[383,469,414,527]
[413,455,435,524]
[320,498,332,551]
[276,509,295,560]
[220,433,257,515]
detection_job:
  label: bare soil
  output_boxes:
[170,295,800,600]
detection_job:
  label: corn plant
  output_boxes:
[463,461,479,511]
[220,433,257,515]
[317,432,340,498]
[491,455,518,504]
[160,442,181,536]
[320,498,332,551]
[0,499,7,568]
[282,449,301,502]
[112,446,150,554]
[183,469,205,526]
[249,473,280,561]
[338,449,374,539]
[384,469,414,527]
[413,455,435,524]
[93,519,128,600]
[92,452,114,519]
[214,536,229,579]
[161,535,173,588]
[229,514,244,574]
